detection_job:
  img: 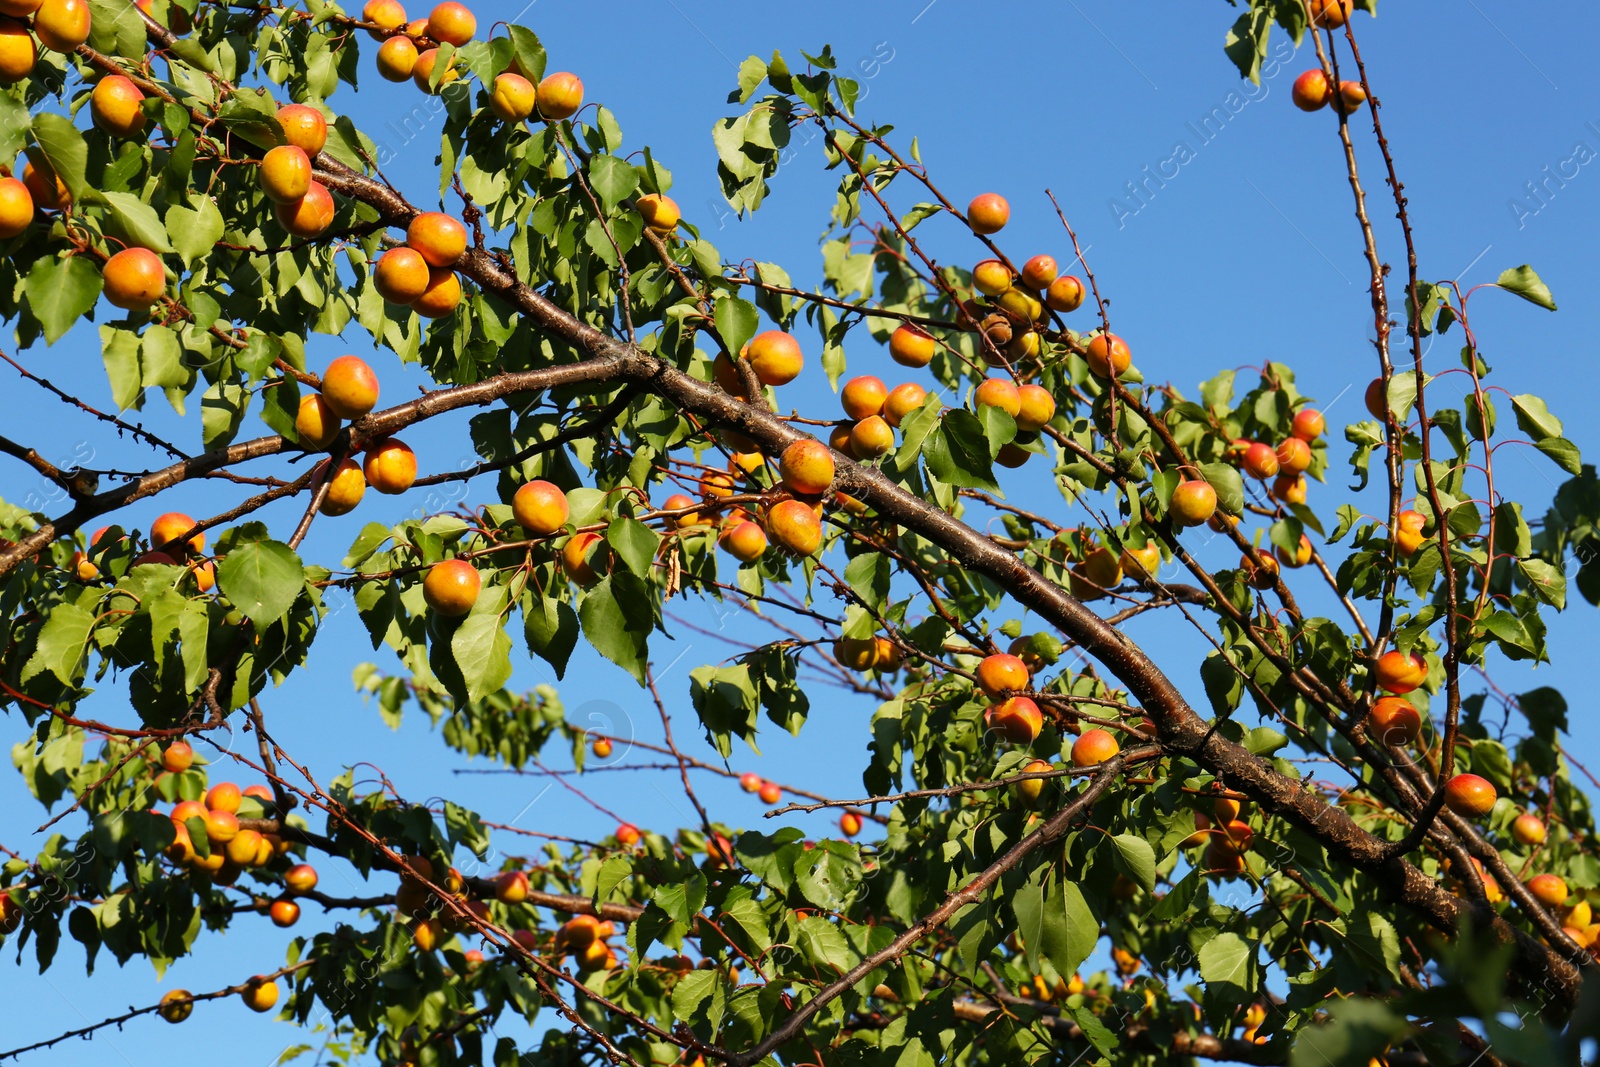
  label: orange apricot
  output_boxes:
[888,323,936,367]
[1242,441,1279,480]
[102,247,165,310]
[841,375,887,420]
[1275,534,1313,569]
[275,180,334,237]
[636,193,680,234]
[259,145,311,204]
[412,266,462,318]
[839,812,863,837]
[512,479,569,535]
[720,520,768,562]
[1045,275,1085,312]
[423,558,481,616]
[489,71,536,122]
[150,512,202,555]
[1020,254,1057,290]
[1528,874,1569,909]
[1084,332,1130,378]
[779,439,835,496]
[295,394,341,450]
[276,104,327,155]
[1373,650,1427,694]
[850,416,893,459]
[376,34,418,81]
[766,499,821,556]
[91,75,146,139]
[1442,773,1497,818]
[562,531,604,585]
[1512,813,1547,847]
[1276,437,1311,474]
[966,192,1009,235]
[317,457,366,515]
[1310,0,1352,28]
[1394,510,1427,556]
[1014,385,1056,432]
[1272,475,1307,506]
[985,696,1042,744]
[373,246,430,304]
[536,71,583,120]
[884,382,928,428]
[406,211,466,267]
[744,330,803,386]
[162,740,192,773]
[363,437,416,494]
[33,0,89,51]
[0,175,30,237]
[21,161,67,211]
[412,47,458,93]
[973,377,1021,418]
[284,863,318,894]
[1291,69,1330,112]
[269,898,300,927]
[1292,408,1325,441]
[321,355,379,418]
[361,0,406,37]
[241,978,279,1012]
[1368,696,1422,746]
[1170,480,1218,526]
[971,258,1012,297]
[975,653,1029,698]
[426,1,473,44]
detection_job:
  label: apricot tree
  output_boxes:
[0,0,1595,1064]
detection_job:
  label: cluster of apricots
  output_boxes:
[832,632,904,675]
[830,375,925,461]
[1182,794,1257,878]
[1024,970,1086,1004]
[373,210,467,317]
[157,975,282,1023]
[0,0,90,86]
[1048,528,1161,603]
[397,856,492,952]
[65,513,216,590]
[258,104,337,240]
[549,914,620,972]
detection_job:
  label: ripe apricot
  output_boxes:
[170,800,207,824]
[1368,696,1422,746]
[1019,254,1057,290]
[276,104,327,155]
[1528,874,1569,908]
[738,772,762,793]
[1045,275,1085,313]
[21,160,67,211]
[260,145,311,205]
[412,47,458,92]
[295,393,341,449]
[225,828,264,865]
[0,175,30,237]
[317,457,366,515]
[757,781,781,804]
[976,653,1029,697]
[1242,441,1279,479]
[512,479,569,535]
[361,0,405,36]
[745,330,803,386]
[1119,541,1161,581]
[1242,549,1279,590]
[766,499,821,556]
[1072,728,1119,767]
[321,355,379,418]
[1170,479,1218,526]
[1015,757,1054,806]
[1276,437,1311,474]
[1310,0,1352,28]
[203,808,239,843]
[662,493,701,529]
[33,0,87,51]
[971,258,1012,296]
[1292,408,1325,441]
[1394,510,1427,556]
[636,193,680,233]
[488,71,536,122]
[407,211,466,267]
[1291,69,1330,111]
[1512,813,1547,847]
[1275,534,1312,569]
[241,978,279,1013]
[494,869,529,903]
[412,266,462,318]
[426,0,473,43]
[157,989,193,1023]
[536,71,584,120]
[207,781,242,813]
[888,323,936,367]
[615,823,641,845]
[840,812,862,837]
[103,247,165,310]
[967,192,1009,235]
[850,416,893,459]
[779,439,835,495]
[973,378,1021,418]
[986,696,1043,744]
[841,375,887,420]
[1373,649,1427,694]
[376,34,418,81]
[1084,332,1130,378]
[1335,80,1366,116]
[1272,475,1307,506]
[562,531,604,585]
[284,863,318,894]
[373,246,429,304]
[363,437,416,494]
[275,180,334,237]
[1014,385,1056,432]
[592,736,612,758]
[884,382,927,428]
[151,511,202,555]
[91,75,145,138]
[720,519,767,562]
[1443,773,1496,818]
[269,898,300,927]
[423,558,480,616]
[834,636,876,671]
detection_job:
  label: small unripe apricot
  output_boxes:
[423,558,480,616]
[1373,649,1427,694]
[295,394,341,450]
[276,104,327,155]
[1368,696,1422,746]
[412,47,458,92]
[967,192,1009,235]
[841,375,887,420]
[321,355,379,418]
[745,330,803,386]
[151,511,203,555]
[1045,275,1085,312]
[1171,480,1218,526]
[766,499,822,556]
[1512,813,1547,847]
[1072,728,1119,767]
[1242,441,1279,479]
[1084,332,1130,378]
[33,0,88,51]
[373,246,429,304]
[636,193,680,233]
[1014,385,1056,433]
[92,76,146,138]
[376,34,419,81]
[407,211,466,268]
[1276,437,1311,474]
[21,161,68,211]
[720,520,768,562]
[884,382,927,428]
[536,71,584,120]
[1291,69,1330,111]
[512,479,569,535]
[317,457,366,516]
[973,377,1021,418]
[888,323,936,368]
[971,258,1012,297]
[986,696,1042,744]
[275,180,334,237]
[103,247,165,310]
[1019,254,1057,290]
[361,0,406,37]
[259,145,311,204]
[840,812,862,837]
[412,266,462,318]
[780,439,835,496]
[1443,773,1497,818]
[850,415,893,459]
[363,437,416,494]
[592,736,612,758]
[0,176,30,237]
[995,287,1042,324]
[426,0,473,44]
[976,653,1029,698]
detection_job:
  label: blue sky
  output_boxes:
[2,1,1597,1062]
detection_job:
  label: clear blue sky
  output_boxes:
[3,2,1597,1062]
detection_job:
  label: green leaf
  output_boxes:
[101,192,174,253]
[27,255,102,345]
[924,410,998,491]
[1039,877,1097,981]
[1290,998,1410,1067]
[1518,558,1567,610]
[1510,394,1563,440]
[451,615,513,703]
[29,113,91,203]
[166,198,225,267]
[506,25,547,85]
[670,969,728,1036]
[523,594,578,679]
[605,515,659,576]
[578,573,652,684]
[20,602,95,687]
[1198,931,1254,991]
[713,296,759,359]
[1110,834,1156,891]
[587,153,638,213]
[1535,436,1582,475]
[1494,265,1556,311]
[1199,462,1244,516]
[216,539,305,625]
[796,915,853,972]
[594,855,632,905]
